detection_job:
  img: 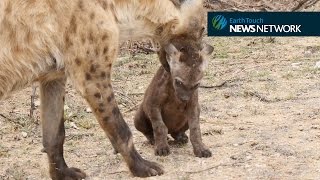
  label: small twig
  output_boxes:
[200,81,227,89]
[244,91,273,103]
[30,86,37,118]
[0,114,11,120]
[107,170,128,175]
[184,161,245,174]
[123,104,139,114]
[128,92,144,96]
[137,46,156,54]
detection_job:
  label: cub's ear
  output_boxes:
[164,43,181,71]
[201,43,214,56]
[158,49,170,72]
[199,43,213,71]
[164,43,179,57]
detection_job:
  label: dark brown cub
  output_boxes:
[134,36,214,157]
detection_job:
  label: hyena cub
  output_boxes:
[134,36,214,157]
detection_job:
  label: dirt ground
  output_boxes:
[1,2,320,179]
[1,36,320,179]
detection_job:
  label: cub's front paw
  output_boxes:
[174,133,188,144]
[155,144,170,156]
[194,148,212,158]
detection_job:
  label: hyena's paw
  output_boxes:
[57,167,86,180]
[130,158,164,177]
[194,147,212,158]
[173,133,188,144]
[155,144,170,156]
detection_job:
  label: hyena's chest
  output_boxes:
[161,98,194,132]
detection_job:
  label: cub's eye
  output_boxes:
[175,79,183,86]
[192,83,200,90]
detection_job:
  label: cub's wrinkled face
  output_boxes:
[163,38,214,102]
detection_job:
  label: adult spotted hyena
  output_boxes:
[0,0,204,179]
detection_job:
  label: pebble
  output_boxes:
[315,61,320,69]
[34,100,40,107]
[85,107,92,113]
[291,62,301,68]
[21,132,28,138]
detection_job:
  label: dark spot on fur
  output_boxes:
[96,83,101,88]
[99,103,104,107]
[78,0,84,10]
[65,36,73,49]
[70,15,77,34]
[108,64,112,69]
[75,58,81,66]
[90,12,95,20]
[5,2,12,14]
[105,56,109,62]
[103,116,109,121]
[85,73,92,80]
[103,83,109,89]
[86,50,90,55]
[95,48,99,56]
[101,72,106,79]
[94,92,101,98]
[89,32,94,42]
[103,47,108,55]
[81,36,86,44]
[102,34,108,41]
[62,96,65,102]
[25,31,32,44]
[107,94,114,102]
[90,65,96,73]
[101,1,108,10]
[112,107,120,116]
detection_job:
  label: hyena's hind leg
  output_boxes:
[40,77,86,180]
[134,105,155,145]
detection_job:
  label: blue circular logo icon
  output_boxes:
[212,15,227,30]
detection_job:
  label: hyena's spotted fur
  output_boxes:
[0,0,204,179]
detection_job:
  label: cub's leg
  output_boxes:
[189,106,212,158]
[171,123,189,144]
[40,77,86,180]
[134,105,155,145]
[146,108,170,156]
[63,3,163,176]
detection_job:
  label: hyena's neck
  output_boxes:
[113,0,180,43]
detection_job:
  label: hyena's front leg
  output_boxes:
[188,105,212,158]
[40,77,86,180]
[63,3,163,176]
[67,61,164,176]
[147,108,170,156]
